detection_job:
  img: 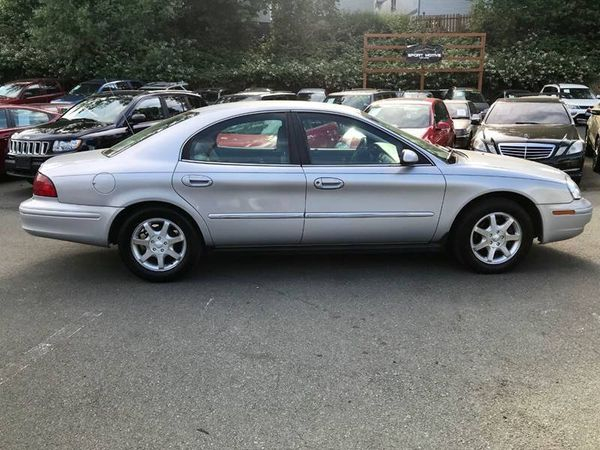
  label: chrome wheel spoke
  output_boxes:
[473,239,489,251]
[132,238,149,247]
[500,218,514,231]
[143,222,154,236]
[473,226,490,238]
[506,232,521,242]
[156,253,165,270]
[169,234,184,244]
[140,250,153,262]
[486,246,497,262]
[159,221,171,238]
[166,249,182,261]
[489,214,498,232]
[499,245,511,257]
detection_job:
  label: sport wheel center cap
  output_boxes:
[150,237,167,252]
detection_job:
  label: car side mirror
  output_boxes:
[130,113,146,123]
[400,149,419,165]
[471,113,481,125]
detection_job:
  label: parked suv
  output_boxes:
[324,89,398,111]
[5,90,206,179]
[445,87,489,113]
[51,79,143,107]
[215,90,297,103]
[471,96,584,182]
[540,83,600,125]
[0,79,65,105]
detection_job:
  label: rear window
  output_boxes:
[485,102,572,125]
[325,95,372,111]
[367,104,431,128]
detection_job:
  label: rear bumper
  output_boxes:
[538,198,593,244]
[19,197,122,246]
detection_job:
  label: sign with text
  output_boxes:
[405,44,444,63]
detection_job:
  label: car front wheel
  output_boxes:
[118,208,200,281]
[452,199,533,274]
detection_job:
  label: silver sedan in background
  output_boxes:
[19,102,592,281]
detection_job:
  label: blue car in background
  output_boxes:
[51,79,143,107]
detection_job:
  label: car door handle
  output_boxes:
[314,177,344,190]
[182,175,213,187]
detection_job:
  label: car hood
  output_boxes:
[400,127,429,139]
[446,149,568,184]
[477,124,579,142]
[11,118,113,140]
[561,98,599,107]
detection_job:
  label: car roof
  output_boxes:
[6,78,59,85]
[298,88,326,93]
[197,100,364,116]
[371,98,436,106]
[444,99,473,104]
[496,95,563,103]
[328,89,393,96]
[87,90,200,99]
[547,83,589,89]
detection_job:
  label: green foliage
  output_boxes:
[0,0,595,93]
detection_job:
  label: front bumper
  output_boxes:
[569,110,592,125]
[19,197,122,247]
[538,197,593,244]
[5,155,52,179]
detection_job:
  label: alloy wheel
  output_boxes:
[130,218,187,272]
[470,212,522,265]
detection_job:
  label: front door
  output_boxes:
[296,112,446,244]
[173,112,306,246]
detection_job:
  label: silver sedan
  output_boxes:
[19,102,592,281]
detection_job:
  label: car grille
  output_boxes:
[497,142,555,160]
[8,140,50,156]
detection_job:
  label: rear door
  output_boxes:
[296,112,446,244]
[173,112,306,246]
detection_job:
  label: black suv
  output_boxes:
[5,90,206,179]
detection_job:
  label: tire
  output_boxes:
[593,137,600,174]
[451,198,533,274]
[117,207,201,282]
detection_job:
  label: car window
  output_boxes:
[542,86,559,94]
[132,97,164,121]
[115,82,129,90]
[187,95,205,109]
[299,112,405,165]
[367,103,432,128]
[325,95,372,111]
[41,81,60,94]
[183,113,290,164]
[12,109,51,127]
[22,84,44,98]
[485,102,571,125]
[200,91,218,103]
[434,102,450,122]
[164,95,187,116]
[0,109,8,129]
[445,103,470,119]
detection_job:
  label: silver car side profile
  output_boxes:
[19,102,592,281]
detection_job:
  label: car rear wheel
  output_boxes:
[117,208,200,282]
[452,199,533,274]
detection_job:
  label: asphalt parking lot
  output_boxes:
[1,160,599,449]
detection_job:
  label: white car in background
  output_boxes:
[540,83,600,124]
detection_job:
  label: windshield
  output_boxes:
[485,102,571,125]
[325,95,371,111]
[298,92,325,101]
[62,95,134,124]
[403,91,432,98]
[364,112,450,161]
[560,88,595,100]
[453,91,485,103]
[367,104,432,128]
[103,111,200,157]
[0,83,25,98]
[445,103,471,119]
[69,82,102,96]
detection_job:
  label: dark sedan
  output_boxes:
[5,90,206,179]
[470,96,584,182]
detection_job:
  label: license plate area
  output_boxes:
[15,157,31,170]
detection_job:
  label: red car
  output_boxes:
[0,105,61,176]
[366,97,456,147]
[0,79,65,105]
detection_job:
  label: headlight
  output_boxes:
[471,137,488,152]
[566,140,584,155]
[52,139,82,153]
[566,175,581,200]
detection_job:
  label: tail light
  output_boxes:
[32,173,57,197]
